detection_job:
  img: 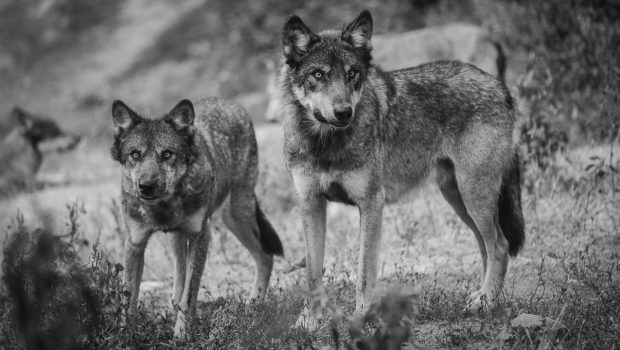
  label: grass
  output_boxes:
[1,137,618,349]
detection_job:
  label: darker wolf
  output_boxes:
[278,10,524,328]
[0,107,80,196]
[110,98,284,337]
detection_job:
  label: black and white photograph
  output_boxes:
[0,0,618,348]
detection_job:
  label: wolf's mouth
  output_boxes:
[328,121,350,128]
[313,111,351,128]
[139,194,163,203]
[312,110,328,123]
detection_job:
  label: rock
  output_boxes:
[510,313,564,331]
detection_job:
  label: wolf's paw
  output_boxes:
[355,292,376,316]
[467,290,496,314]
[168,297,180,312]
[294,306,324,331]
[174,312,188,339]
[119,314,127,329]
[354,300,370,316]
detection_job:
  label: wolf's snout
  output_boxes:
[138,180,160,198]
[334,106,353,123]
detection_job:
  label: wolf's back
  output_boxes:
[191,98,258,169]
[192,97,254,137]
[387,61,515,128]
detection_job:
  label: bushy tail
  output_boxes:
[255,201,284,257]
[499,150,525,256]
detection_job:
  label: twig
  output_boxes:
[422,191,437,238]
[610,129,616,198]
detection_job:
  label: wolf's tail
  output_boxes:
[498,149,525,256]
[255,201,284,257]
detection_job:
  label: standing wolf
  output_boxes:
[278,10,524,327]
[110,98,283,337]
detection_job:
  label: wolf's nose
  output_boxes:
[138,181,158,196]
[334,106,353,123]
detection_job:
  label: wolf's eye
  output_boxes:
[312,71,323,79]
[348,70,358,80]
[130,150,141,161]
[161,150,174,160]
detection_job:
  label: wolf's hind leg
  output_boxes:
[222,191,275,301]
[436,159,487,283]
[174,226,210,338]
[456,169,509,311]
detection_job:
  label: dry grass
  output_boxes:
[1,126,618,348]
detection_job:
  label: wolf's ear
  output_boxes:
[342,10,373,52]
[12,106,34,130]
[282,15,319,64]
[166,99,195,136]
[112,100,141,135]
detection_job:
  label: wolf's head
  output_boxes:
[282,10,373,130]
[111,100,197,203]
[11,107,81,153]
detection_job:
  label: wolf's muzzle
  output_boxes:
[334,106,353,125]
[138,180,162,200]
[313,107,353,128]
[312,110,328,124]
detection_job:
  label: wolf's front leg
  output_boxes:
[174,227,210,339]
[167,233,188,314]
[296,194,327,330]
[122,219,152,316]
[355,188,385,314]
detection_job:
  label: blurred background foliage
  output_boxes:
[0,0,617,141]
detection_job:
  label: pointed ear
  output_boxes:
[282,15,319,65]
[166,99,195,136]
[111,100,141,136]
[342,10,373,51]
[12,106,34,130]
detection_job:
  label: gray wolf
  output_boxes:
[265,22,504,121]
[0,107,80,197]
[278,10,523,328]
[110,98,284,337]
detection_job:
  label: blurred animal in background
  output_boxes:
[111,98,283,338]
[0,107,81,197]
[279,10,523,329]
[265,22,505,122]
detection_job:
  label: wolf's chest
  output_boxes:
[299,169,372,206]
[123,194,205,232]
[316,173,355,205]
